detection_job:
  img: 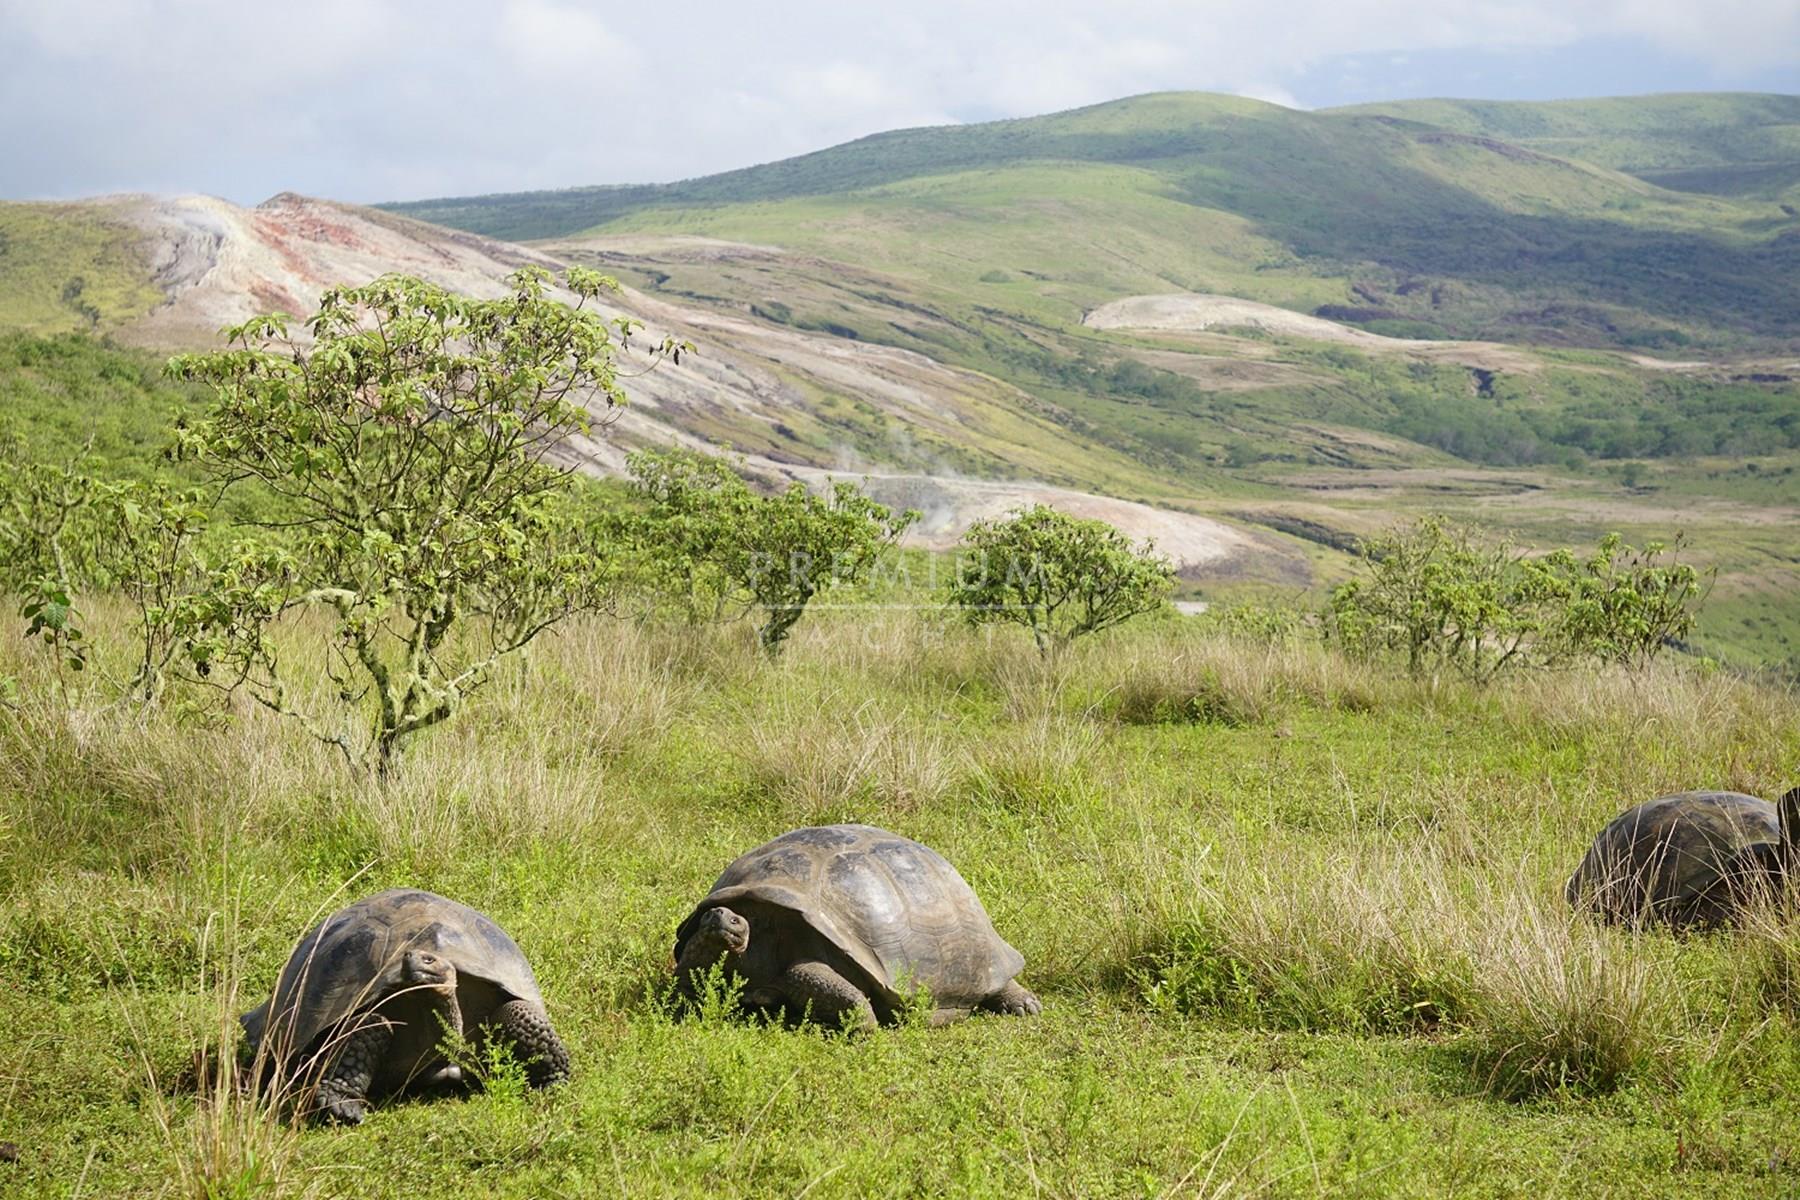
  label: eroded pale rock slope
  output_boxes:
[73,193,1252,572]
[1085,292,1538,372]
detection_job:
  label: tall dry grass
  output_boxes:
[1095,629,1393,727]
[1,593,1795,1194]
[139,984,316,1200]
[1132,828,1751,1098]
[727,690,959,820]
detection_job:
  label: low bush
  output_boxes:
[946,504,1173,655]
[1328,515,1708,681]
[621,448,917,654]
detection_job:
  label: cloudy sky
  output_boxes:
[3,0,1796,205]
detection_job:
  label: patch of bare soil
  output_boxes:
[1627,354,1713,372]
[1085,292,1540,372]
[785,469,1258,573]
[1086,292,1400,343]
[107,193,563,347]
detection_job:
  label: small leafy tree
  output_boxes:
[163,268,676,773]
[1548,533,1707,667]
[946,504,1173,655]
[1328,516,1707,680]
[616,450,752,624]
[623,449,916,653]
[1326,516,1548,681]
[736,479,916,652]
[93,480,215,704]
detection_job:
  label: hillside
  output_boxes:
[385,91,1800,349]
[4,92,1799,668]
[0,201,166,332]
[1333,92,1800,200]
[0,192,1274,577]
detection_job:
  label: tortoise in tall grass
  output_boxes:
[241,889,569,1124]
[674,824,1041,1028]
[1566,788,1799,930]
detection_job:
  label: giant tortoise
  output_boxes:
[674,824,1041,1028]
[241,888,569,1124]
[1566,787,1798,930]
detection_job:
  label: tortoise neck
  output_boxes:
[426,983,463,1043]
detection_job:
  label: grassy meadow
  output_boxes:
[3,601,1799,1198]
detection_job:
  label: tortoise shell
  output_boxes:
[241,888,547,1061]
[674,824,1026,1011]
[1565,791,1779,929]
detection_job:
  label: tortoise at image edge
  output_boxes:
[1567,787,1799,930]
[674,824,1042,1028]
[241,889,570,1124]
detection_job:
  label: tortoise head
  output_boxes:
[687,907,751,959]
[402,947,457,993]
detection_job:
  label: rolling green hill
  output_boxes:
[1333,92,1800,200]
[380,90,1800,669]
[385,91,1800,349]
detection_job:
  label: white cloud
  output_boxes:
[0,0,1794,203]
[1594,0,1800,70]
[497,0,635,77]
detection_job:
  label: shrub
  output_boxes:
[157,268,676,773]
[946,505,1172,655]
[1327,516,1707,681]
[1326,516,1551,682]
[1548,533,1707,667]
[623,449,917,654]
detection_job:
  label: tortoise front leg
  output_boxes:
[314,1018,393,1125]
[780,961,877,1032]
[978,979,1042,1017]
[485,999,571,1087]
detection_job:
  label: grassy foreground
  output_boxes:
[2,607,1798,1197]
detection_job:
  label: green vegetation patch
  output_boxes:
[2,611,1799,1196]
[0,203,164,334]
[1333,93,1800,195]
[0,332,206,469]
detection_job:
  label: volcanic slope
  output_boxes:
[0,191,1260,573]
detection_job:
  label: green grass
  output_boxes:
[0,332,207,470]
[0,203,165,335]
[1332,94,1800,199]
[2,604,1799,1196]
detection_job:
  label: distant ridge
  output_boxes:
[381,90,1800,347]
[1331,92,1800,198]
